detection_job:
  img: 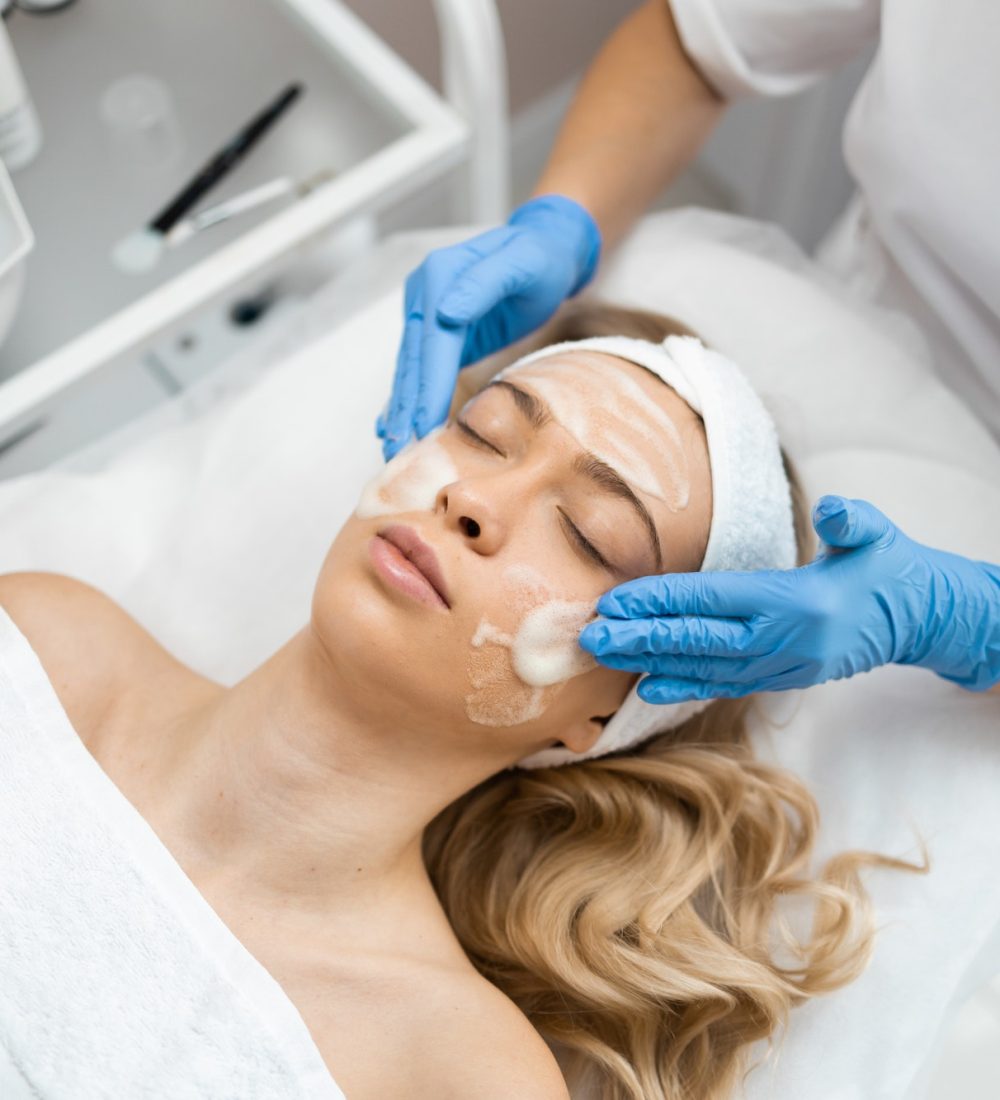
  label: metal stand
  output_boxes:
[432,0,509,223]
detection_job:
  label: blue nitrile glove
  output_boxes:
[377,194,601,459]
[579,495,1000,703]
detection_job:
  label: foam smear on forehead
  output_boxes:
[504,353,691,511]
[355,427,457,518]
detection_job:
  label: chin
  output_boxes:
[308,530,460,728]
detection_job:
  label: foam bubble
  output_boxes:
[511,600,596,687]
[463,599,597,727]
[472,620,513,648]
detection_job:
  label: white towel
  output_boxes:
[0,605,346,1100]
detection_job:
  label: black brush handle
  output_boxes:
[150,83,303,234]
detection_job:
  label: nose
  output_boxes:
[438,480,505,555]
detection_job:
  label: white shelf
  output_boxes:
[0,0,475,449]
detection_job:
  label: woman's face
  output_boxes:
[311,351,712,763]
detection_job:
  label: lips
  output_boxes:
[376,524,452,608]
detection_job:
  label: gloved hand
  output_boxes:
[377,193,601,459]
[579,495,1000,702]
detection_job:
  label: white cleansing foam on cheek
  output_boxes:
[355,428,458,518]
[466,619,547,727]
[511,600,596,687]
[464,565,598,727]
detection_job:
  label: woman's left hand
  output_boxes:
[579,495,1000,702]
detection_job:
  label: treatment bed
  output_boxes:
[1,208,998,1098]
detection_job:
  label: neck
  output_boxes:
[137,625,503,933]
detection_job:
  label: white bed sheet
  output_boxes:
[0,209,998,1098]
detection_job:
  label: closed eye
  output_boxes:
[455,418,504,456]
[456,416,617,573]
[559,509,614,572]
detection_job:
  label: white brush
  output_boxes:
[111,169,335,274]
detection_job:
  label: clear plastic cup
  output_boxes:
[100,73,182,172]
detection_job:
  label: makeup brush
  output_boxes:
[163,169,335,249]
[112,82,303,274]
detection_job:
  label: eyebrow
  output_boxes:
[487,379,664,571]
[487,379,551,429]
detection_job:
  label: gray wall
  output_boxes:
[343,0,639,113]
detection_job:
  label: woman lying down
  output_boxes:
[0,303,918,1100]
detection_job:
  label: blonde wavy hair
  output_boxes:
[423,302,921,1100]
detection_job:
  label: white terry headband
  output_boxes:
[512,334,797,770]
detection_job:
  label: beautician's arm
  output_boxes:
[379,0,725,456]
[532,0,725,249]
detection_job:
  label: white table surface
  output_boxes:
[0,0,404,378]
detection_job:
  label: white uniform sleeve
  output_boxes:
[668,0,880,99]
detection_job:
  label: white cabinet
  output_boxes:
[0,0,506,474]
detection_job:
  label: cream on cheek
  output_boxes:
[465,564,598,728]
[502,355,691,512]
[355,428,458,518]
[355,439,595,728]
[463,362,685,728]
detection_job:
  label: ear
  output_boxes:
[553,713,612,756]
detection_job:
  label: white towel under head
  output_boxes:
[512,335,796,769]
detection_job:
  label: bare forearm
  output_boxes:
[533,0,725,248]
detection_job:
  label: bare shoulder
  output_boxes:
[0,571,166,739]
[0,569,144,667]
[412,967,570,1100]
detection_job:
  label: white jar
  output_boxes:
[0,19,41,172]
